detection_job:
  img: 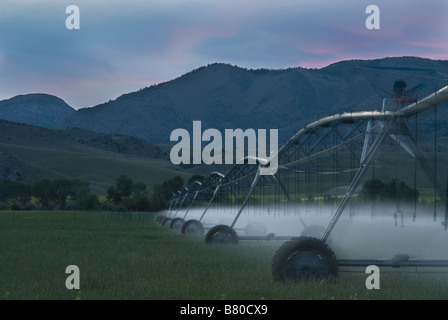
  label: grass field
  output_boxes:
[0,142,191,195]
[1,210,448,300]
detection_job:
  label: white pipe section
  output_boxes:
[280,84,448,155]
[400,85,448,117]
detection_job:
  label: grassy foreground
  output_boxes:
[0,210,448,300]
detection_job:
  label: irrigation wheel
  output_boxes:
[170,217,185,230]
[181,219,204,235]
[205,225,239,245]
[162,217,173,227]
[272,236,338,282]
[300,225,326,239]
[244,221,267,236]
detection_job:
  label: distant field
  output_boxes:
[1,210,448,300]
[0,120,195,195]
[0,142,190,195]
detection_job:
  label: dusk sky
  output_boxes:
[1,0,447,109]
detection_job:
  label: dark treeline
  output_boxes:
[0,175,423,212]
[0,178,100,211]
[0,174,196,212]
[361,178,419,203]
[106,174,190,212]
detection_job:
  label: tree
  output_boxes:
[70,179,90,201]
[381,179,419,203]
[132,182,147,196]
[362,178,385,201]
[31,178,92,210]
[76,194,100,210]
[107,175,134,205]
[107,185,121,204]
[153,176,184,202]
[130,194,151,211]
[0,180,31,205]
[362,178,419,203]
[116,174,134,198]
[50,178,75,208]
[32,178,53,208]
[148,195,167,212]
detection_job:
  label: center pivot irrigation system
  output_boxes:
[158,67,448,282]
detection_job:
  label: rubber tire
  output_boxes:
[162,217,173,227]
[205,225,239,245]
[159,216,167,224]
[157,215,165,223]
[244,221,268,236]
[272,236,338,283]
[181,219,204,235]
[300,225,326,238]
[170,217,185,230]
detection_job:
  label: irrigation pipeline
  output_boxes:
[183,120,378,191]
[277,122,381,170]
[218,85,448,186]
[243,86,446,181]
[170,84,448,209]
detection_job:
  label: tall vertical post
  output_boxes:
[230,168,261,228]
[444,171,448,231]
[434,103,438,221]
[322,119,392,242]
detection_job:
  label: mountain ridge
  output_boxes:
[57,56,448,144]
[2,56,448,145]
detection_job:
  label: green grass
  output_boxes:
[0,142,190,195]
[1,210,448,300]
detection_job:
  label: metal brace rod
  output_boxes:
[361,120,373,164]
[383,119,445,198]
[376,119,415,158]
[182,191,199,219]
[318,137,344,172]
[272,173,291,202]
[173,195,188,218]
[230,168,261,228]
[168,191,182,216]
[198,182,223,222]
[322,118,393,242]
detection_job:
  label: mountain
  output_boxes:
[2,56,448,193]
[57,56,448,145]
[0,93,75,128]
[2,57,448,146]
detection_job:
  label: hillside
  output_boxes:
[0,120,189,195]
[1,57,447,146]
[2,56,448,194]
[0,151,44,183]
[57,57,448,145]
[0,94,75,128]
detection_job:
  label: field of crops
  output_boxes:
[1,210,448,300]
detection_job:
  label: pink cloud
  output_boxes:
[157,25,238,64]
[403,41,448,50]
